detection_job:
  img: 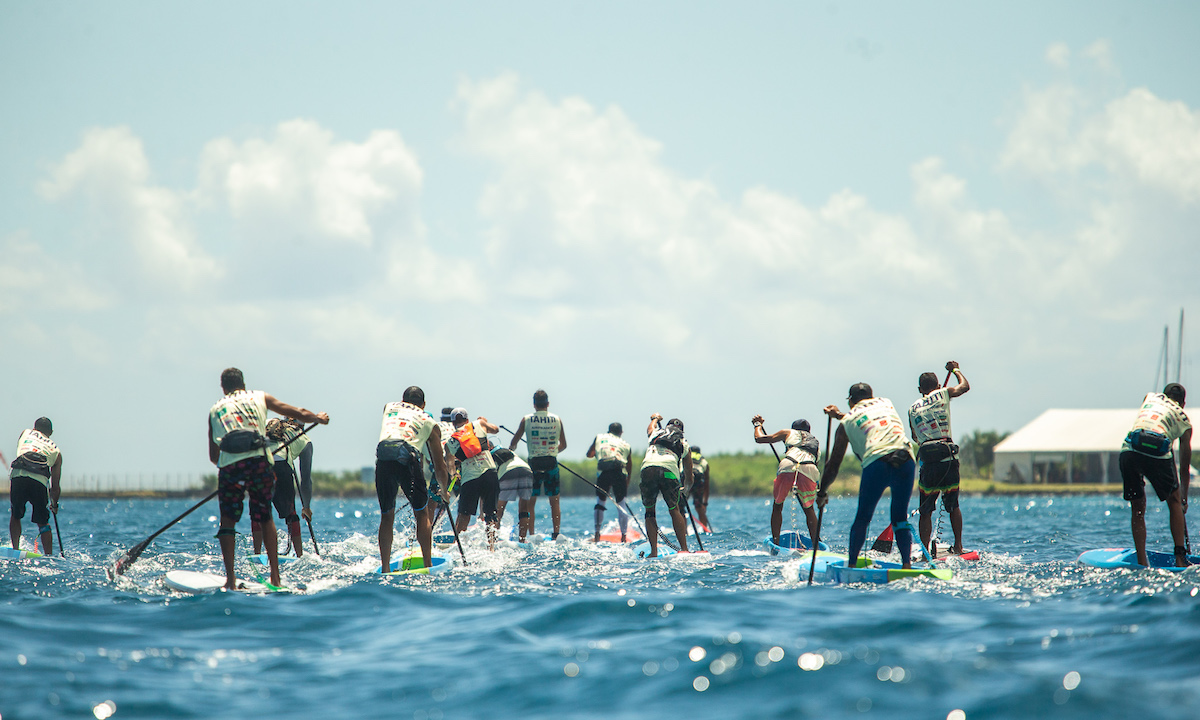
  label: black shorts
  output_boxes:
[457,469,499,522]
[1120,450,1178,502]
[917,442,960,493]
[376,443,428,514]
[596,467,629,503]
[9,476,50,525]
[639,466,681,511]
[529,456,561,497]
[272,460,298,521]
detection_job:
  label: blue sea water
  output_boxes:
[3,494,1199,720]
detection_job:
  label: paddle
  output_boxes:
[51,506,65,557]
[807,416,833,586]
[874,368,958,553]
[291,458,319,557]
[498,425,678,552]
[680,487,705,552]
[109,422,318,578]
[757,420,811,544]
[441,497,469,566]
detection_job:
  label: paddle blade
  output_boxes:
[111,539,150,577]
[871,525,894,554]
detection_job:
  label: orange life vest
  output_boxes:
[452,422,483,459]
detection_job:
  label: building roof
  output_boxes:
[993,409,1139,454]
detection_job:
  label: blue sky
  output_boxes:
[2,2,1199,477]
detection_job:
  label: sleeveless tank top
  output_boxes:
[9,429,60,486]
[909,388,953,444]
[209,390,269,468]
[524,411,562,458]
[842,397,911,469]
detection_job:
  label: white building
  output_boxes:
[992,409,1139,485]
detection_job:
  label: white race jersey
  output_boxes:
[779,429,818,473]
[9,429,60,486]
[209,390,269,468]
[594,433,631,466]
[524,411,562,459]
[641,428,689,477]
[909,388,953,445]
[379,402,437,453]
[1122,393,1192,458]
[270,423,311,464]
[842,397,912,469]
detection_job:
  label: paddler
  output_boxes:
[752,416,819,547]
[208,368,329,590]
[586,422,634,542]
[909,361,971,556]
[817,383,917,570]
[446,409,501,550]
[640,414,693,557]
[508,389,567,539]
[251,418,314,558]
[8,417,61,554]
[688,446,712,531]
[1120,383,1192,567]
[491,441,534,542]
[376,386,451,573]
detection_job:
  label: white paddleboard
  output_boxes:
[163,570,283,594]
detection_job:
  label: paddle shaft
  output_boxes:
[441,498,469,566]
[51,508,64,557]
[808,416,833,586]
[681,488,705,552]
[291,460,320,557]
[498,425,677,551]
[110,422,319,577]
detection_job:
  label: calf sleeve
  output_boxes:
[594,503,606,531]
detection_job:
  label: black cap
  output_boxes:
[792,419,811,432]
[848,383,873,403]
[34,417,52,436]
[440,407,454,421]
[1164,383,1186,403]
[608,422,623,435]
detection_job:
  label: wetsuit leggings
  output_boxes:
[848,456,916,566]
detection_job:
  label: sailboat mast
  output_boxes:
[1178,308,1185,384]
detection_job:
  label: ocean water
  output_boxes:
[3,493,1199,720]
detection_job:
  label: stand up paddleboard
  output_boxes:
[631,541,709,559]
[0,547,45,560]
[246,554,300,568]
[1077,548,1200,571]
[826,559,952,585]
[764,530,829,556]
[910,546,980,562]
[163,570,286,594]
[374,555,451,576]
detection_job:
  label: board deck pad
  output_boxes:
[375,555,451,575]
[826,559,953,585]
[1077,547,1200,571]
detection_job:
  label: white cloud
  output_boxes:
[40,126,222,293]
[197,120,423,247]
[1046,42,1070,69]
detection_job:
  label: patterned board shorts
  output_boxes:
[218,456,276,524]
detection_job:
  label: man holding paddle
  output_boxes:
[909,361,971,556]
[586,422,634,543]
[640,414,694,557]
[753,416,820,548]
[8,417,62,555]
[1120,383,1192,568]
[818,383,917,570]
[208,368,329,590]
[508,389,567,539]
[689,446,712,532]
[376,386,451,573]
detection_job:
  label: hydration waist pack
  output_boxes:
[10,452,51,478]
[1127,429,1171,456]
[219,429,266,454]
[880,449,914,468]
[376,440,416,464]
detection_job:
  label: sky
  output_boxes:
[2,2,1199,478]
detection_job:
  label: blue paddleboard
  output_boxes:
[764,530,829,555]
[631,541,677,559]
[0,546,44,560]
[246,554,300,567]
[1077,547,1200,571]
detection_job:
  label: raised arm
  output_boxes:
[265,394,330,425]
[1180,427,1192,511]
[945,361,970,398]
[646,414,662,438]
[476,417,500,434]
[585,437,597,459]
[298,442,314,512]
[752,415,790,444]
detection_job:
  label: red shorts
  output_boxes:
[774,465,818,506]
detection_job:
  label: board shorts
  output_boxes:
[596,467,629,504]
[691,473,707,501]
[498,467,533,502]
[218,456,276,524]
[1120,450,1178,502]
[773,464,818,507]
[9,476,50,525]
[640,466,681,511]
[917,441,961,494]
[376,442,429,514]
[529,456,561,498]
[457,469,499,522]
